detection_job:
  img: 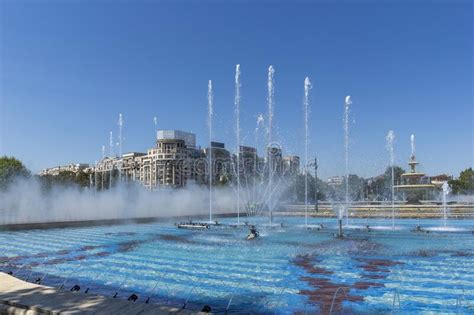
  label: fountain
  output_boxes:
[394,134,436,203]
[153,116,158,139]
[234,64,241,224]
[109,131,114,189]
[235,67,293,226]
[343,95,352,226]
[101,145,105,189]
[94,160,98,191]
[118,113,123,183]
[242,114,266,218]
[267,65,275,223]
[208,80,214,223]
[4,66,474,315]
[303,77,312,227]
[441,181,451,226]
[386,130,396,228]
[89,170,93,190]
[254,114,264,204]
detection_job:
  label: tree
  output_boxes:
[391,166,405,185]
[290,173,327,203]
[365,166,405,201]
[348,174,365,201]
[449,168,474,194]
[76,171,90,187]
[39,170,90,190]
[0,156,30,189]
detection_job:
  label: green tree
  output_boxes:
[0,156,30,189]
[390,166,405,185]
[76,171,90,187]
[348,174,365,201]
[290,173,327,203]
[366,166,405,201]
[449,168,474,194]
[39,170,90,190]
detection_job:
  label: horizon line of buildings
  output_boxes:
[39,130,301,189]
[39,129,454,192]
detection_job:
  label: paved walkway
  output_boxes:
[0,272,202,314]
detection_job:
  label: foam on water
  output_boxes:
[369,225,405,231]
[425,226,469,232]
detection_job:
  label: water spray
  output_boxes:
[267,65,275,223]
[109,131,114,189]
[58,263,83,290]
[442,181,451,227]
[113,271,131,298]
[386,130,396,228]
[154,116,158,139]
[94,160,98,192]
[343,95,352,226]
[101,145,105,190]
[208,80,214,223]
[118,113,123,183]
[303,77,312,227]
[235,64,241,224]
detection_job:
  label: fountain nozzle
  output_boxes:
[338,219,344,238]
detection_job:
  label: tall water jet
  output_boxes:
[386,130,396,228]
[94,160,98,191]
[256,114,265,147]
[118,113,123,183]
[303,77,312,227]
[89,169,93,190]
[267,65,275,223]
[152,117,158,188]
[254,114,265,202]
[109,131,114,189]
[208,80,214,223]
[109,131,114,157]
[267,66,275,148]
[411,134,416,157]
[234,64,241,224]
[441,181,451,227]
[343,95,352,226]
[101,145,105,190]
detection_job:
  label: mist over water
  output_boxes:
[0,177,235,225]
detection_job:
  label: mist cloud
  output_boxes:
[0,177,236,225]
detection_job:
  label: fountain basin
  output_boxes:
[0,216,473,314]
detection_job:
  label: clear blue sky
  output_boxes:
[0,0,472,179]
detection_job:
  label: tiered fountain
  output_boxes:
[394,134,436,203]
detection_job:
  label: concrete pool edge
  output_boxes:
[0,213,239,232]
[0,272,204,314]
[0,204,473,231]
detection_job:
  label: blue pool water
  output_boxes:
[1,217,473,314]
